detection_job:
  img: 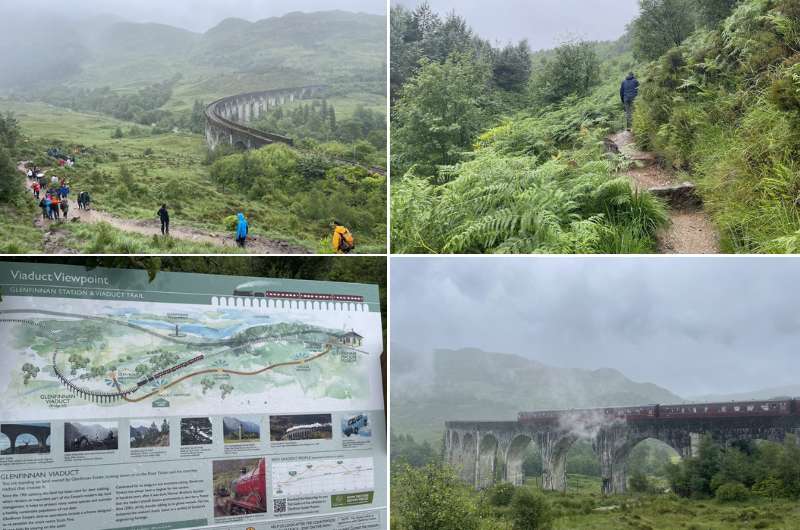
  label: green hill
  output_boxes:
[391,347,683,445]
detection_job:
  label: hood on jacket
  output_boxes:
[626,73,636,80]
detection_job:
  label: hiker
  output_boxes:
[59,183,69,199]
[50,195,60,220]
[81,191,91,210]
[620,72,640,132]
[331,221,355,254]
[44,195,52,220]
[50,175,58,187]
[60,198,69,219]
[32,181,40,199]
[26,168,33,179]
[235,213,248,248]
[157,204,170,235]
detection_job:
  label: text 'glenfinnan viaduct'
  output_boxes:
[445,400,800,495]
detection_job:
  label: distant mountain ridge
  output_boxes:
[391,347,683,444]
[0,10,385,94]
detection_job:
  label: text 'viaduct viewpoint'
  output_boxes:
[445,400,800,495]
[205,86,326,151]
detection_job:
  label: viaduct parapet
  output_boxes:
[445,401,800,495]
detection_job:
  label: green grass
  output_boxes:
[0,200,43,253]
[479,476,800,529]
[1,100,386,252]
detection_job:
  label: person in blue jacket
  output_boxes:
[235,213,249,248]
[620,72,640,132]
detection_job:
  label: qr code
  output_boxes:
[273,498,287,514]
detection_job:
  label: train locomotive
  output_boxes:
[518,399,798,425]
[136,354,204,387]
[220,459,267,515]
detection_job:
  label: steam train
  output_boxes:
[136,354,204,387]
[219,459,267,515]
[518,399,798,424]
[343,414,368,437]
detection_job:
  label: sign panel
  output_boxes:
[0,262,386,530]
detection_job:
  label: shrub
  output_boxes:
[487,482,516,507]
[715,481,749,502]
[509,488,554,530]
[392,463,480,530]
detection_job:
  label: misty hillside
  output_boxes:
[691,385,800,404]
[391,347,682,444]
[0,10,385,95]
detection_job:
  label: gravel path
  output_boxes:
[607,132,721,254]
[18,161,311,254]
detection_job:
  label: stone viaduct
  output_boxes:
[445,401,800,495]
[204,85,326,151]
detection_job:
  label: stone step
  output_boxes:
[649,182,703,210]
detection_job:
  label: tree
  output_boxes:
[531,41,601,104]
[393,53,489,174]
[632,0,697,60]
[492,41,533,92]
[112,127,124,139]
[694,0,740,27]
[392,463,479,530]
[0,146,21,203]
[509,487,554,530]
[21,363,40,384]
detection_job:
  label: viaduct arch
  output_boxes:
[445,401,800,495]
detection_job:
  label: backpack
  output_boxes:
[338,229,355,253]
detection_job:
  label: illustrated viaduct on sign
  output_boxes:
[204,85,327,151]
[445,401,800,495]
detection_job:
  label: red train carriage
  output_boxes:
[659,400,794,419]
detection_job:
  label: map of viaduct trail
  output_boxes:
[0,306,371,410]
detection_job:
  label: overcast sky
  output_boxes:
[7,0,385,33]
[391,257,800,397]
[395,0,640,50]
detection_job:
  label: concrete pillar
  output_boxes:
[594,427,628,495]
[477,434,498,490]
[539,431,570,492]
[8,433,18,455]
[505,435,532,486]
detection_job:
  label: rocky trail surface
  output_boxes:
[607,131,720,254]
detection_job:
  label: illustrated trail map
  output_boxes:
[0,262,386,530]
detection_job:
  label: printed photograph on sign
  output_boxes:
[0,422,51,455]
[223,416,262,444]
[129,418,170,448]
[213,457,268,518]
[270,414,333,442]
[64,421,118,452]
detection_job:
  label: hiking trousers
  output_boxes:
[624,99,635,131]
[161,219,169,235]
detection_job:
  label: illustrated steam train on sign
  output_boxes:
[518,399,798,424]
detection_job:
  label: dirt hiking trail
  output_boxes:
[607,131,720,254]
[19,162,310,254]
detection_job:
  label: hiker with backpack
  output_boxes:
[332,221,355,254]
[620,72,640,132]
[235,213,249,248]
[60,198,69,219]
[157,204,170,235]
[40,197,49,220]
[32,181,41,199]
[50,195,60,220]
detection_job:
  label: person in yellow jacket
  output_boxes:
[331,221,355,254]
